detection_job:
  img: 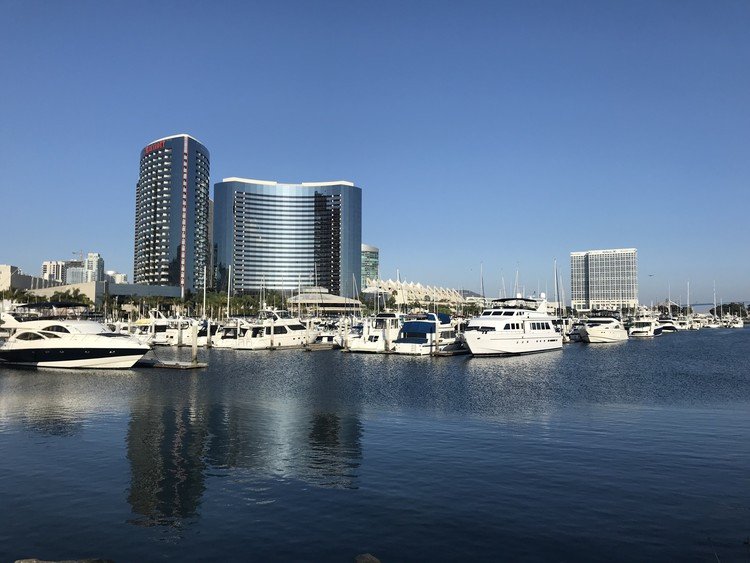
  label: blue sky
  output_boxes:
[1,0,748,304]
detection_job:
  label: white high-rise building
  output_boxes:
[42,260,67,283]
[570,248,638,311]
[85,252,105,282]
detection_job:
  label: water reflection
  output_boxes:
[0,372,95,437]
[307,412,362,488]
[125,361,363,528]
[127,404,207,527]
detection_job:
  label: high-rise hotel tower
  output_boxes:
[213,177,362,298]
[133,134,210,296]
[570,248,638,311]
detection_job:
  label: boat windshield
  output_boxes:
[487,298,540,312]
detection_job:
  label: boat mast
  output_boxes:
[226,264,231,319]
[554,259,559,318]
[713,280,717,319]
[480,262,485,303]
[202,264,207,319]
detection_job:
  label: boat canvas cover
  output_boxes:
[437,313,451,325]
[400,321,435,334]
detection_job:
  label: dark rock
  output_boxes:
[16,559,114,563]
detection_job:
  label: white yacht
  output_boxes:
[347,312,404,353]
[578,313,628,344]
[0,320,150,369]
[213,310,318,350]
[567,320,585,342]
[392,313,461,355]
[628,318,663,338]
[725,316,744,329]
[131,309,170,346]
[163,318,220,347]
[656,317,679,333]
[704,317,722,329]
[463,296,563,356]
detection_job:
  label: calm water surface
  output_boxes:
[1,329,749,561]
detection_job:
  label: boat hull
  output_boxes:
[392,339,460,356]
[464,334,562,356]
[213,333,314,350]
[628,328,663,338]
[580,327,628,343]
[0,347,148,369]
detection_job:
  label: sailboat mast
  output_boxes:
[202,264,207,319]
[226,264,231,318]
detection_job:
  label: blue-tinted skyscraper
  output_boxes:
[213,177,362,298]
[133,134,210,295]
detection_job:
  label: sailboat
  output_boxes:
[705,282,721,329]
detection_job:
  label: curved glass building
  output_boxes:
[133,134,210,295]
[214,178,361,298]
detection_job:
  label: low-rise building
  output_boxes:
[28,281,180,307]
[1,264,62,293]
[364,278,465,308]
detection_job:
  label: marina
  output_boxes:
[0,327,748,561]
[2,3,749,560]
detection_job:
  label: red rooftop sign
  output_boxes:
[145,140,166,154]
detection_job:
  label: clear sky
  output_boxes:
[1,0,748,304]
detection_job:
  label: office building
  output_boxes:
[214,177,362,298]
[85,252,105,282]
[361,244,379,283]
[106,270,128,284]
[42,260,67,283]
[65,266,87,285]
[133,134,210,296]
[207,198,215,289]
[570,248,638,311]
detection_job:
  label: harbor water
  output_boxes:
[1,329,749,561]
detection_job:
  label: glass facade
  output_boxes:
[361,244,379,282]
[213,178,362,298]
[570,248,638,311]
[133,135,210,295]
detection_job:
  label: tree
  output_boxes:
[710,302,747,317]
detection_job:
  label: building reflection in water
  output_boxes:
[126,375,363,528]
[307,412,362,488]
[127,404,208,527]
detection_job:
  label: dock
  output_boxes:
[305,343,341,351]
[134,358,208,369]
[434,348,470,356]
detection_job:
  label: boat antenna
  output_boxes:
[480,261,485,301]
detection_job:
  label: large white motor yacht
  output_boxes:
[213,310,318,350]
[578,313,628,344]
[0,320,150,368]
[463,296,562,356]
